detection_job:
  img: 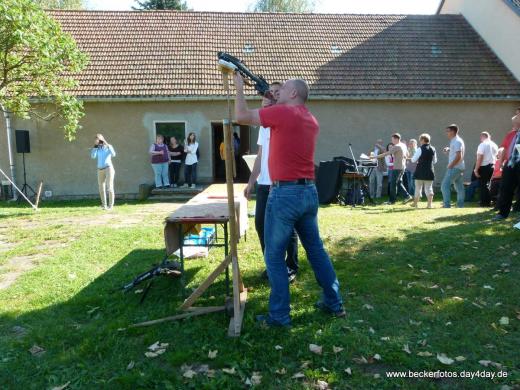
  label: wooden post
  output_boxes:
[221,70,247,336]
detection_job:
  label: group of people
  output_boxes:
[149,132,199,189]
[366,107,520,219]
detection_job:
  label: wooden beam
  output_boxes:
[228,289,248,337]
[179,255,231,310]
[130,306,226,328]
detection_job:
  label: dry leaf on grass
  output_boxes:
[479,360,492,367]
[222,367,236,375]
[145,351,159,358]
[437,353,454,365]
[126,361,135,370]
[363,304,374,310]
[309,344,323,355]
[292,372,305,379]
[409,320,422,326]
[373,354,381,361]
[321,367,329,372]
[380,336,390,341]
[316,380,329,389]
[28,345,45,356]
[499,317,509,325]
[459,264,475,271]
[345,367,352,375]
[422,297,435,305]
[452,296,464,302]
[275,368,286,375]
[374,373,381,379]
[274,345,283,350]
[352,356,368,364]
[333,346,344,354]
[208,350,218,359]
[417,351,433,357]
[403,344,411,354]
[134,289,143,294]
[300,361,311,369]
[251,372,262,385]
[483,285,495,290]
[183,369,197,379]
[51,382,70,390]
[369,327,375,334]
[455,356,466,362]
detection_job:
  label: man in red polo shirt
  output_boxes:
[234,73,344,327]
[494,111,520,220]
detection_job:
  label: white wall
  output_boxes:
[440,0,520,82]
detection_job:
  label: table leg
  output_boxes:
[224,222,230,297]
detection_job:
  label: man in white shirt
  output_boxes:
[244,82,299,283]
[474,131,498,207]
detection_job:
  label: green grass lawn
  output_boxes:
[0,199,519,389]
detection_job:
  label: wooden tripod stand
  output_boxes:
[130,70,247,337]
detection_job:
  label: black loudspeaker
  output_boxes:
[15,130,30,153]
[316,160,342,204]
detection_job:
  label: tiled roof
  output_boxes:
[49,10,520,100]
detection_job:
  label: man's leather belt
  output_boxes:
[272,179,315,186]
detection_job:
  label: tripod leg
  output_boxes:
[140,280,154,304]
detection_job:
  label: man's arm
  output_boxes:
[244,146,262,199]
[234,73,262,126]
[474,153,483,178]
[448,151,462,169]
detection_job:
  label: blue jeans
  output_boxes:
[152,162,169,188]
[404,170,415,197]
[185,163,197,186]
[264,184,342,325]
[389,169,410,203]
[441,168,465,208]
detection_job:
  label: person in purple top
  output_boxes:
[150,134,170,189]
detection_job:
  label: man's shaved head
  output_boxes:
[290,79,309,102]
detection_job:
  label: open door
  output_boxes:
[212,122,251,183]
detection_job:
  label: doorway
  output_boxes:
[211,122,251,183]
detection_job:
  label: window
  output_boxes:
[155,122,186,145]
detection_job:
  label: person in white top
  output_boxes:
[184,132,199,188]
[474,131,498,206]
[244,82,299,283]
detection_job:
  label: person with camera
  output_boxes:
[234,73,344,327]
[90,133,116,210]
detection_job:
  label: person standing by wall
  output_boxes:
[244,81,299,283]
[473,131,498,207]
[405,139,418,197]
[184,132,199,188]
[369,139,386,199]
[494,113,520,220]
[441,124,465,208]
[410,133,437,208]
[90,133,116,210]
[150,134,170,189]
[168,136,184,188]
[376,133,412,205]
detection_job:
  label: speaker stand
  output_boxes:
[18,152,36,202]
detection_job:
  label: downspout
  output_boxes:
[1,105,17,200]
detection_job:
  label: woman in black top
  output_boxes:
[411,133,437,208]
[168,136,184,188]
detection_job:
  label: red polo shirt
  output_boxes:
[259,104,318,181]
[500,128,518,161]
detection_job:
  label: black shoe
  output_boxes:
[315,301,347,318]
[492,214,506,221]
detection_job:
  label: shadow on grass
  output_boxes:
[0,248,244,388]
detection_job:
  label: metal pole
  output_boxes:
[2,106,17,200]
